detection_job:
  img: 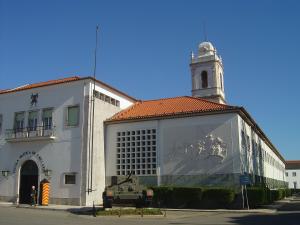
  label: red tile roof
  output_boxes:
[107,97,286,163]
[286,160,300,163]
[0,76,136,101]
[0,76,81,94]
[107,96,237,122]
[286,160,300,169]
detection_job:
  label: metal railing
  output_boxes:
[5,126,55,140]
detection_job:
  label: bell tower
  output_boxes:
[190,41,226,104]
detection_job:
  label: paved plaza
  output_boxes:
[0,195,299,225]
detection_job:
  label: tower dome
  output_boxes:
[198,41,216,56]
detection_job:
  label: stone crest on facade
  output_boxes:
[13,151,46,173]
[30,93,38,106]
[184,134,228,163]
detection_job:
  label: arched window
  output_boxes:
[201,71,208,88]
[220,73,223,90]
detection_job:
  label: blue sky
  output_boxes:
[0,0,299,160]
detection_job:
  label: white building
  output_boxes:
[285,161,300,189]
[105,42,286,189]
[0,41,287,206]
[0,76,135,205]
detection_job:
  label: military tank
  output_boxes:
[102,173,153,208]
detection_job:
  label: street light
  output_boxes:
[1,170,10,177]
[44,169,52,177]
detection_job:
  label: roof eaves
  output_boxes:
[0,76,81,95]
[105,107,238,124]
[237,107,286,163]
[81,76,138,102]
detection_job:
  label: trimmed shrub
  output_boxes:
[172,187,203,208]
[151,186,235,209]
[285,188,291,197]
[278,189,285,199]
[291,189,300,195]
[264,188,272,204]
[271,189,280,201]
[201,188,235,208]
[151,186,173,207]
[246,187,266,207]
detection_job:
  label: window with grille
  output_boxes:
[14,112,25,131]
[28,111,38,131]
[93,90,120,107]
[64,173,76,184]
[42,108,53,130]
[66,105,79,127]
[116,129,157,176]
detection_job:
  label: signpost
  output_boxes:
[240,174,251,185]
[240,174,251,210]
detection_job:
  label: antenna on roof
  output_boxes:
[203,21,207,41]
[93,25,99,80]
[88,25,99,194]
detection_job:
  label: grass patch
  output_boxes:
[96,208,162,216]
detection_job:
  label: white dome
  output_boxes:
[198,42,215,51]
[198,41,216,56]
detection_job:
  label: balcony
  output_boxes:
[5,126,55,142]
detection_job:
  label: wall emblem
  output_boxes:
[184,134,228,163]
[13,151,46,173]
[30,93,38,106]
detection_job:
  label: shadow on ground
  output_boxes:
[67,207,96,215]
[229,212,300,225]
[230,196,300,225]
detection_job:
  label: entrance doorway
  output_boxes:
[19,160,38,204]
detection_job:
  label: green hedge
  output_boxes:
[151,186,173,207]
[247,187,289,207]
[151,186,234,209]
[291,189,300,195]
[152,186,293,209]
[246,187,266,207]
[172,187,203,208]
[285,188,292,197]
[201,188,235,208]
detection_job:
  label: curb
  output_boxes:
[162,208,277,214]
[15,205,94,213]
[1,204,276,214]
[0,203,92,213]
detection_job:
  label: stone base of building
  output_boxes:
[0,196,80,206]
[106,174,286,190]
[49,198,80,206]
[106,174,241,189]
[0,196,15,202]
[160,173,240,188]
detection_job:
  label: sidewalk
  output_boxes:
[0,201,93,213]
[163,208,276,214]
[1,196,296,214]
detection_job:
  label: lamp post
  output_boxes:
[1,170,10,177]
[44,169,52,177]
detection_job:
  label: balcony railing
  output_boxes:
[5,126,55,142]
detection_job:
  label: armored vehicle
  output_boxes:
[102,173,153,208]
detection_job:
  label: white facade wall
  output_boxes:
[237,115,285,187]
[106,113,286,188]
[89,82,133,110]
[105,113,241,187]
[286,169,300,189]
[0,80,86,204]
[0,78,135,205]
